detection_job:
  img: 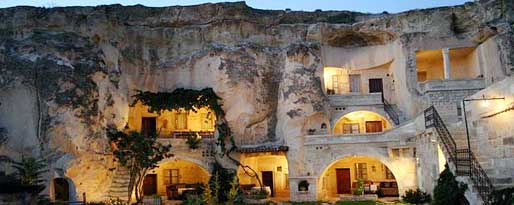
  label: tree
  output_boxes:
[402,188,432,204]
[107,128,172,204]
[208,162,236,203]
[11,155,48,187]
[433,164,468,205]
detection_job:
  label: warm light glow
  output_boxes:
[333,111,391,134]
[481,100,490,108]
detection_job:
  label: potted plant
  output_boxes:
[186,134,202,150]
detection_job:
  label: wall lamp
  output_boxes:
[462,95,505,151]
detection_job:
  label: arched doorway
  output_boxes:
[237,152,290,199]
[318,156,400,202]
[333,111,391,135]
[53,178,69,201]
[147,159,210,200]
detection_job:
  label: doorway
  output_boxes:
[141,117,156,137]
[365,121,383,133]
[53,178,69,201]
[369,78,383,93]
[143,174,157,196]
[336,169,351,194]
[261,171,274,197]
[349,74,361,93]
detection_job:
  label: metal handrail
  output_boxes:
[424,106,494,204]
[382,93,400,125]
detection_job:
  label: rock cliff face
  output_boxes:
[0,0,512,201]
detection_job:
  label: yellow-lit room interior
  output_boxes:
[416,47,481,82]
[318,156,398,198]
[333,111,391,135]
[237,152,290,198]
[147,159,210,197]
[323,63,390,95]
[128,102,216,137]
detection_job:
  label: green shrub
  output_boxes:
[186,135,201,149]
[336,200,376,205]
[433,164,467,205]
[490,186,514,205]
[402,188,431,204]
[353,178,364,196]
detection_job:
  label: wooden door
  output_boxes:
[142,117,156,137]
[261,171,274,197]
[349,74,361,93]
[336,169,351,194]
[369,78,383,93]
[143,174,157,196]
[365,121,383,133]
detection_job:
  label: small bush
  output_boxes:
[186,135,201,149]
[490,186,514,205]
[353,178,364,196]
[433,164,467,205]
[336,201,376,205]
[402,188,431,204]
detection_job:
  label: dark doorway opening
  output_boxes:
[336,169,351,194]
[143,174,157,196]
[261,171,274,197]
[142,117,157,137]
[53,178,70,201]
[369,78,383,93]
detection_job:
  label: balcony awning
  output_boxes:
[236,145,289,153]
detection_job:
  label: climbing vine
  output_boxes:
[132,88,264,192]
[132,88,231,153]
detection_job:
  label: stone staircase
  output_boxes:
[105,166,131,201]
[424,106,494,205]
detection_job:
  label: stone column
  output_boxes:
[442,48,451,80]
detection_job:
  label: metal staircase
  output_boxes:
[424,106,494,204]
[382,93,401,125]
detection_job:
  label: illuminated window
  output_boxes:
[285,174,289,188]
[385,166,395,180]
[201,112,214,130]
[355,163,368,180]
[391,149,400,158]
[164,169,179,185]
[175,112,187,130]
[343,123,359,134]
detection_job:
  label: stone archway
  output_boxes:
[310,148,417,201]
[332,110,392,135]
[317,156,401,201]
[53,177,71,201]
[149,157,211,198]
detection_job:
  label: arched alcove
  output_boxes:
[333,111,391,135]
[317,156,401,201]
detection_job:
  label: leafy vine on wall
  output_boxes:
[131,88,231,153]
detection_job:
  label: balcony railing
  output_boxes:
[158,131,215,139]
[328,93,383,107]
[418,78,485,93]
[303,131,399,146]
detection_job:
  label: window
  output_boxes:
[164,169,179,185]
[456,102,462,118]
[354,163,368,180]
[391,148,400,158]
[349,74,361,93]
[343,123,359,134]
[175,112,187,130]
[417,71,427,82]
[385,166,395,180]
[285,174,289,189]
[201,112,214,130]
[401,148,411,158]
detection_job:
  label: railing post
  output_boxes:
[82,192,86,204]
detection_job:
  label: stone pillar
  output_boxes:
[442,48,451,80]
